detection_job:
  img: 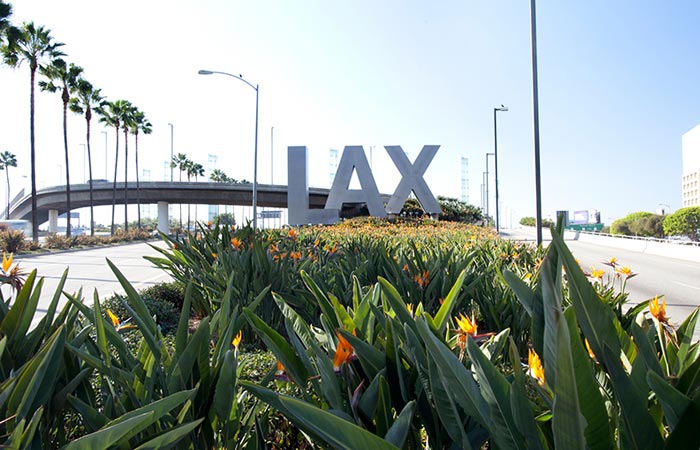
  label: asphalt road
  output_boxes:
[502,227,700,334]
[9,241,172,328]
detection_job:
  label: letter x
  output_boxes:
[385,145,441,215]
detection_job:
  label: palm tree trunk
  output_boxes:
[187,173,191,230]
[5,168,10,220]
[135,132,141,228]
[124,128,128,232]
[63,91,71,237]
[111,126,119,235]
[30,68,38,242]
[86,112,94,236]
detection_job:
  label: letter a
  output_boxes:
[384,145,441,215]
[325,146,387,218]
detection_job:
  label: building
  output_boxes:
[682,123,700,207]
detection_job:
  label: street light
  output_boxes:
[168,123,174,182]
[530,0,543,245]
[494,105,508,233]
[485,153,494,220]
[198,69,260,229]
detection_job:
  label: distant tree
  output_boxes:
[628,214,665,238]
[0,1,12,40]
[663,207,700,241]
[70,79,106,236]
[210,169,233,183]
[0,150,17,219]
[190,162,204,223]
[170,152,189,231]
[610,211,654,236]
[213,212,236,227]
[120,102,137,231]
[1,22,65,241]
[131,108,152,229]
[399,196,484,224]
[99,99,130,235]
[39,58,83,236]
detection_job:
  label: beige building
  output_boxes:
[682,124,700,207]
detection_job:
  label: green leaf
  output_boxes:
[384,400,416,448]
[213,350,238,420]
[647,371,690,431]
[432,268,469,331]
[62,412,155,450]
[132,419,204,449]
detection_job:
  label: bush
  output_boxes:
[610,211,654,236]
[43,232,73,249]
[628,214,665,238]
[139,281,185,310]
[0,229,28,253]
[663,206,700,241]
[101,286,180,336]
[519,216,554,228]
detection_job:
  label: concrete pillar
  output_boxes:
[49,210,58,233]
[157,201,169,235]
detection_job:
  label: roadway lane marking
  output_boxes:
[672,280,700,291]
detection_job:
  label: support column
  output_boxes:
[48,210,58,233]
[157,201,170,235]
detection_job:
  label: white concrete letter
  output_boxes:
[325,146,386,217]
[384,145,441,215]
[288,146,339,225]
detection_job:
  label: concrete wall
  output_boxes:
[565,231,700,262]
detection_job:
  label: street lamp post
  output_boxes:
[198,69,260,229]
[168,123,174,182]
[531,0,543,245]
[494,105,508,233]
[485,153,494,220]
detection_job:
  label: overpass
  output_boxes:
[8,181,390,231]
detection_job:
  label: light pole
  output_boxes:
[531,0,543,245]
[485,153,494,220]
[270,126,274,184]
[168,123,174,181]
[101,131,108,180]
[198,69,260,229]
[494,105,508,233]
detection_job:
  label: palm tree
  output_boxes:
[0,151,17,219]
[120,103,136,231]
[131,109,152,229]
[0,1,12,39]
[184,159,195,230]
[99,99,129,235]
[39,58,83,236]
[1,22,64,241]
[190,162,204,224]
[170,152,188,231]
[209,168,231,183]
[69,78,106,236]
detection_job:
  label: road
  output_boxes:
[503,227,700,334]
[9,241,172,328]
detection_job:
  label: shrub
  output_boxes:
[139,281,185,310]
[663,206,700,241]
[628,214,665,238]
[519,216,553,228]
[101,288,180,336]
[610,211,653,235]
[43,232,73,249]
[0,229,28,253]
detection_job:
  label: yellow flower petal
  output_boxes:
[107,309,120,327]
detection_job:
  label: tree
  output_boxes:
[0,151,17,219]
[0,1,12,40]
[131,109,152,229]
[190,162,204,224]
[663,207,700,241]
[121,102,136,231]
[69,78,106,236]
[213,212,235,227]
[610,211,654,236]
[170,152,189,231]
[39,58,83,236]
[210,168,233,183]
[1,22,64,241]
[99,99,130,234]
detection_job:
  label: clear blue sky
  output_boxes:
[1,1,699,226]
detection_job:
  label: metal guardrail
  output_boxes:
[571,229,700,247]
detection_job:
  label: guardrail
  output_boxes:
[571,229,700,247]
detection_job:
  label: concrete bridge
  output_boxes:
[8,181,343,232]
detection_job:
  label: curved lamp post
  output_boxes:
[494,105,508,233]
[198,69,259,229]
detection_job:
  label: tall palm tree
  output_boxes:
[69,78,106,236]
[190,162,204,224]
[99,99,129,235]
[209,168,231,183]
[120,103,136,231]
[0,151,17,219]
[184,159,195,230]
[131,109,152,229]
[39,58,83,236]
[0,1,12,40]
[1,22,64,241]
[170,152,188,231]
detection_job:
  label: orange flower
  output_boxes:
[276,360,285,374]
[615,266,636,278]
[212,252,218,259]
[232,330,242,351]
[590,266,605,279]
[231,238,243,250]
[402,263,409,272]
[414,270,430,289]
[584,338,595,359]
[2,253,12,273]
[107,309,137,332]
[649,296,667,322]
[290,251,302,260]
[455,313,477,358]
[528,349,545,386]
[288,228,298,240]
[333,331,354,370]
